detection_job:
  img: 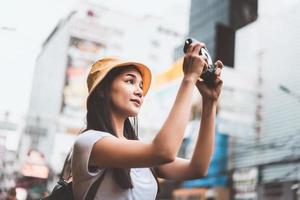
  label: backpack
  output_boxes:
[41,150,106,200]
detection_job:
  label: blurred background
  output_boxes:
[0,0,299,199]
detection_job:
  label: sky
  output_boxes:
[0,0,79,115]
[0,0,190,115]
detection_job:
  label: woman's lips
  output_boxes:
[130,99,141,106]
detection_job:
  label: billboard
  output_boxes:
[232,167,259,200]
[62,37,106,118]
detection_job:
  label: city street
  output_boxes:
[0,0,299,199]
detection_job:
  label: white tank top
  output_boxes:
[71,130,158,200]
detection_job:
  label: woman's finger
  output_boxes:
[193,43,202,56]
[199,55,208,71]
[215,67,222,76]
[187,42,196,54]
[214,60,223,76]
[214,77,223,86]
[215,60,223,69]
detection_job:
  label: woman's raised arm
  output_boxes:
[88,42,209,169]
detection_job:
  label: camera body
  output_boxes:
[183,38,216,87]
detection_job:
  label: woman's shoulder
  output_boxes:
[77,130,114,139]
[74,130,115,147]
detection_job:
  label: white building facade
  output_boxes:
[231,0,300,198]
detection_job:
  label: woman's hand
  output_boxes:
[182,42,208,83]
[196,60,223,101]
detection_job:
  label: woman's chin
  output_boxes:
[126,109,139,117]
[128,112,138,117]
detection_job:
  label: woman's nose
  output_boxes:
[134,86,143,98]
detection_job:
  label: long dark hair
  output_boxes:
[84,66,159,190]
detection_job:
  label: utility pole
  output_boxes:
[255,50,264,141]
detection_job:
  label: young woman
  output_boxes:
[71,41,223,199]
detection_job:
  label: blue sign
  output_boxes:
[182,132,228,188]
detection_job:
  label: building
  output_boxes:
[174,0,300,199]
[174,0,257,67]
[231,1,300,199]
[162,0,300,199]
[0,111,25,194]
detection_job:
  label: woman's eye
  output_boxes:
[126,80,134,84]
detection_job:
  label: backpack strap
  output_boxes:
[60,149,72,181]
[85,170,107,200]
[60,148,106,199]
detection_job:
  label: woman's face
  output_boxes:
[109,67,144,118]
